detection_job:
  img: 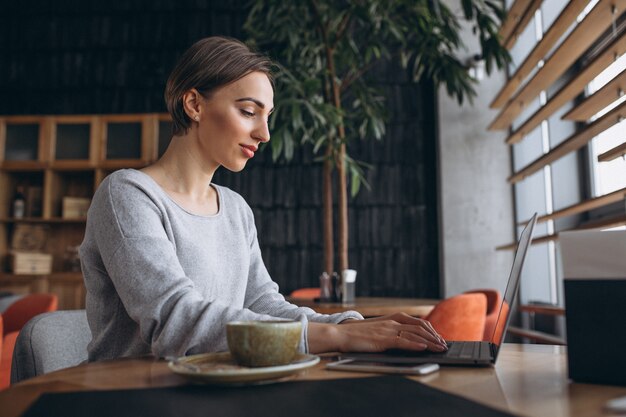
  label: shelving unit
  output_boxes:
[0,113,172,309]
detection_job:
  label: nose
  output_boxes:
[253,119,270,143]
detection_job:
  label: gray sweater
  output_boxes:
[80,169,362,362]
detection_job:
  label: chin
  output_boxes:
[223,161,248,173]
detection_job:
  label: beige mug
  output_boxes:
[226,320,302,367]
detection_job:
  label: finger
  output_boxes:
[421,320,447,344]
[398,330,446,352]
[394,332,428,351]
[398,322,446,347]
[389,315,446,343]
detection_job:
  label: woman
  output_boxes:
[79,36,447,362]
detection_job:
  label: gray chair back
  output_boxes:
[11,310,91,384]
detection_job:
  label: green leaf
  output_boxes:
[283,129,294,161]
[245,0,509,187]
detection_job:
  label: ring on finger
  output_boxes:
[396,330,403,340]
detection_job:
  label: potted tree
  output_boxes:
[245,0,509,278]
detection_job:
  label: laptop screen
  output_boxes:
[489,213,537,351]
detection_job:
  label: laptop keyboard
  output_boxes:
[445,341,483,359]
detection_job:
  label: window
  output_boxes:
[588,54,626,196]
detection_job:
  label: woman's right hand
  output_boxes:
[308,313,448,354]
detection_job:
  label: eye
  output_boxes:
[240,109,255,117]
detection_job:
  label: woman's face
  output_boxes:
[195,71,274,172]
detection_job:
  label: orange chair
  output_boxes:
[425,293,487,341]
[289,288,321,299]
[491,301,510,345]
[1,294,58,389]
[464,289,503,341]
[0,315,3,374]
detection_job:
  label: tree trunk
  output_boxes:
[326,49,349,272]
[336,141,348,272]
[322,146,334,274]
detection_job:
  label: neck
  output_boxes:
[143,132,218,200]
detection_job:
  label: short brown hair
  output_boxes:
[165,36,273,136]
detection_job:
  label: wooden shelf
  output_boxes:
[49,161,96,171]
[491,0,588,109]
[0,113,170,310]
[499,0,541,50]
[505,29,626,145]
[99,160,148,170]
[509,99,626,183]
[0,161,46,171]
[563,67,626,121]
[0,272,82,281]
[0,217,87,224]
[490,0,626,131]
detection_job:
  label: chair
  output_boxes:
[289,287,321,299]
[1,294,58,389]
[0,315,3,372]
[11,310,90,385]
[2,294,58,336]
[424,293,487,341]
[464,289,502,341]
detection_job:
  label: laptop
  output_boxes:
[342,213,537,366]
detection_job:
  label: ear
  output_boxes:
[182,89,203,121]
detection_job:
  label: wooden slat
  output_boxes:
[490,0,626,131]
[598,141,626,161]
[496,233,557,250]
[509,99,626,183]
[508,326,567,345]
[491,0,589,109]
[563,67,626,121]
[499,0,533,41]
[536,186,626,223]
[506,29,626,145]
[520,304,565,316]
[496,214,626,251]
[503,0,543,50]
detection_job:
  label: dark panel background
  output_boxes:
[0,0,440,298]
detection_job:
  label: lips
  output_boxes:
[240,144,257,158]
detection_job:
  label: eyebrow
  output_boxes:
[235,97,274,114]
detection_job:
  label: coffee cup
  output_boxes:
[226,320,302,367]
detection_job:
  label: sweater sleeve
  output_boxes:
[89,176,307,358]
[240,202,364,351]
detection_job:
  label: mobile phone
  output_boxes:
[605,396,626,413]
[326,359,440,375]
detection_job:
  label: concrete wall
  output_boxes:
[437,1,515,297]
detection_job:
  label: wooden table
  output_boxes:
[287,296,438,317]
[1,344,625,417]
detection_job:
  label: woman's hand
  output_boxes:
[308,313,448,354]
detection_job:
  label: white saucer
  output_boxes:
[168,352,320,385]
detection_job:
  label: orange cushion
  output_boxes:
[0,331,18,390]
[289,288,321,299]
[465,289,503,341]
[490,301,510,345]
[2,294,58,336]
[425,293,487,341]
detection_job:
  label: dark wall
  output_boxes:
[0,0,440,298]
